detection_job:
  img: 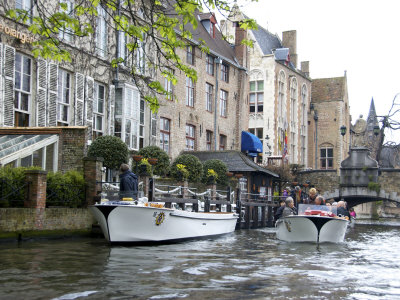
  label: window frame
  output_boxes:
[249,80,264,113]
[93,82,105,137]
[185,124,195,151]
[186,45,194,65]
[320,147,334,169]
[220,89,227,117]
[221,63,229,82]
[219,134,226,151]
[160,117,170,153]
[205,83,213,112]
[57,68,71,125]
[186,76,195,107]
[96,5,107,57]
[206,54,214,76]
[14,52,32,126]
[206,130,212,151]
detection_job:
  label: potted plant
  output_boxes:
[176,164,189,182]
[206,169,218,184]
[138,158,152,176]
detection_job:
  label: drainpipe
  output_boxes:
[314,110,318,169]
[214,57,222,150]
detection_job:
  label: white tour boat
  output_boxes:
[276,204,349,243]
[90,200,238,243]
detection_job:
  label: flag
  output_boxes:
[282,130,288,159]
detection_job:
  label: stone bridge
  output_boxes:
[297,148,400,208]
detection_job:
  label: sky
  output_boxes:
[234,0,400,143]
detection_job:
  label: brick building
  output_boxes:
[222,7,312,166]
[0,2,249,170]
[156,11,249,159]
[309,73,351,171]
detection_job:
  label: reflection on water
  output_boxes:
[0,222,399,300]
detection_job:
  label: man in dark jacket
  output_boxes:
[119,163,138,199]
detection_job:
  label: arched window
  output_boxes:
[300,84,308,165]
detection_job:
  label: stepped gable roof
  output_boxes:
[250,22,282,55]
[311,77,345,102]
[184,150,279,177]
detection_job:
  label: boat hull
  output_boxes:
[276,215,348,243]
[90,205,238,243]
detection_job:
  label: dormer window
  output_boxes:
[200,13,217,38]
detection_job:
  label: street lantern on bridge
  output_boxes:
[340,125,347,136]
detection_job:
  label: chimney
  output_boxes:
[235,23,248,68]
[282,30,297,68]
[301,61,310,77]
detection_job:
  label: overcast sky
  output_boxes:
[235,0,400,142]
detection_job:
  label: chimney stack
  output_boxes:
[235,23,248,68]
[282,30,297,68]
[301,61,310,77]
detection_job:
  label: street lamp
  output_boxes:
[340,125,347,136]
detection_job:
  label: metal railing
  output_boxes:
[46,184,86,208]
[0,179,30,208]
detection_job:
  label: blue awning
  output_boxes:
[241,131,262,157]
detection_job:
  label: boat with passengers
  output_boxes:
[276,204,349,243]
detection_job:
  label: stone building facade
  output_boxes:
[309,74,351,171]
[222,8,312,166]
[0,1,249,170]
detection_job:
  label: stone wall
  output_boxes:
[0,208,95,233]
[297,169,339,194]
[58,127,88,173]
[379,169,400,195]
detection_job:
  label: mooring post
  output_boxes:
[253,206,259,228]
[235,187,242,230]
[227,186,232,212]
[245,206,251,229]
[204,198,210,212]
[267,205,273,227]
[261,205,266,227]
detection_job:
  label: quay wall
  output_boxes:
[0,208,96,238]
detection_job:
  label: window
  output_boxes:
[59,0,74,42]
[300,85,308,165]
[206,54,214,76]
[93,83,105,138]
[220,90,227,117]
[115,85,140,149]
[160,117,170,153]
[96,5,107,57]
[206,130,212,151]
[205,83,213,112]
[320,147,333,169]
[164,69,173,100]
[185,124,195,151]
[219,134,226,150]
[136,33,146,74]
[278,72,286,118]
[186,45,194,65]
[290,132,296,164]
[57,69,71,125]
[118,30,127,65]
[14,53,31,126]
[249,80,263,113]
[290,78,298,124]
[16,0,32,23]
[186,76,194,107]
[221,64,229,82]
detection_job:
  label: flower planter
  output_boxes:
[132,155,143,162]
[148,158,158,165]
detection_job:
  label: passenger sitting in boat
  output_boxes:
[305,188,318,204]
[282,197,297,217]
[274,200,286,221]
[313,195,326,206]
[337,201,350,219]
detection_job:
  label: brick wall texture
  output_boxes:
[0,208,95,232]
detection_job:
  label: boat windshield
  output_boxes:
[298,204,337,216]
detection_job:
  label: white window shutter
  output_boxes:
[108,84,115,135]
[0,43,3,126]
[85,76,94,141]
[75,73,84,125]
[47,63,58,126]
[3,45,15,127]
[36,58,48,127]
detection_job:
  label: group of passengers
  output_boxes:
[275,186,352,220]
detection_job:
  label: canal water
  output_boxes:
[1,221,399,300]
